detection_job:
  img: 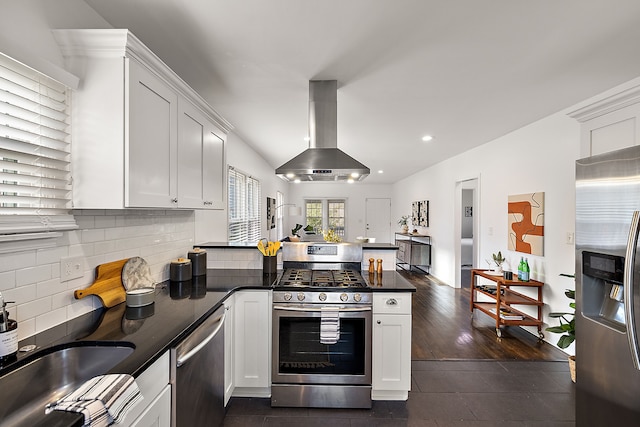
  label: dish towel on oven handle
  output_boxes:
[320,306,340,345]
[45,373,143,426]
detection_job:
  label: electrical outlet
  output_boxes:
[60,256,83,282]
[566,232,575,245]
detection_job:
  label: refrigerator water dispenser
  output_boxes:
[582,251,626,332]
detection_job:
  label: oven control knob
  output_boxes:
[283,292,292,301]
[297,292,305,301]
[354,293,362,302]
[340,293,348,302]
[318,293,327,301]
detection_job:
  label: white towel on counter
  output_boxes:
[320,306,340,345]
[45,373,143,426]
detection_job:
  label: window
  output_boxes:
[304,199,346,237]
[305,200,323,233]
[0,53,76,236]
[228,166,261,242]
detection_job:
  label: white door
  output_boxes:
[365,198,391,243]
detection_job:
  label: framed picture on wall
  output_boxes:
[419,200,429,227]
[267,197,276,229]
[412,201,420,226]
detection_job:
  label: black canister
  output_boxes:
[170,279,192,299]
[170,258,192,282]
[188,248,207,276]
[263,256,277,276]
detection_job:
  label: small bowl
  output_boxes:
[126,287,155,307]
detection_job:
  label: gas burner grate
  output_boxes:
[278,269,367,288]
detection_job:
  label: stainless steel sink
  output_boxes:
[0,342,135,427]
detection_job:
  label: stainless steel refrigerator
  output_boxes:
[576,145,640,426]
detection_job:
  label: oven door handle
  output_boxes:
[273,305,371,312]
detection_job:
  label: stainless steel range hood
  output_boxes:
[276,80,370,182]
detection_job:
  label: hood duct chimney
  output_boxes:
[275,80,370,182]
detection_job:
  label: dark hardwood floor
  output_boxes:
[405,270,569,361]
[222,270,574,426]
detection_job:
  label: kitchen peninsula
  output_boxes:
[0,265,414,426]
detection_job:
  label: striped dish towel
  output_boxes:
[45,374,143,426]
[320,306,340,345]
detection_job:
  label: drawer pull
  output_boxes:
[386,298,398,306]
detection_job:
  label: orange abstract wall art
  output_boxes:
[508,192,544,256]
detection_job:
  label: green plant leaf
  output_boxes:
[557,334,575,349]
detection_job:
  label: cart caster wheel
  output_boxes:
[496,328,502,338]
[538,332,544,340]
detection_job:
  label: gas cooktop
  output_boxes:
[278,268,368,288]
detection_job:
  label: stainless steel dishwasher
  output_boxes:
[171,305,226,426]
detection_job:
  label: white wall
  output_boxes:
[287,183,393,242]
[392,111,579,353]
[0,0,287,340]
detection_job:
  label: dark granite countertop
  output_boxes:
[2,268,414,426]
[197,241,398,250]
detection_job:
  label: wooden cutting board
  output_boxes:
[74,258,129,308]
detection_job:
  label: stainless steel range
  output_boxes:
[271,242,372,409]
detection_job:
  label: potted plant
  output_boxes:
[398,215,410,233]
[491,251,505,273]
[546,288,576,382]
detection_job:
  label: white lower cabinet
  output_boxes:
[122,351,171,426]
[224,295,235,406]
[372,293,412,400]
[232,290,272,397]
[129,385,171,427]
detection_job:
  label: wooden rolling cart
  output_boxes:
[470,269,544,338]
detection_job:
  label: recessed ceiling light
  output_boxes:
[350,172,359,178]
[422,135,434,142]
[286,173,295,179]
[378,170,384,174]
[294,178,301,184]
[347,178,354,184]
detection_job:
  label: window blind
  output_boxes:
[0,53,76,234]
[228,166,261,243]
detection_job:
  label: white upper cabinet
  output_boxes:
[178,99,226,209]
[568,82,640,158]
[127,59,178,208]
[53,29,232,210]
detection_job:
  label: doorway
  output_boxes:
[455,178,479,288]
[365,198,391,243]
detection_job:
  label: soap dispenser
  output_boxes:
[0,292,18,364]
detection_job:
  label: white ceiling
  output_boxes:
[84,0,640,184]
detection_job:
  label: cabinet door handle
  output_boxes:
[377,320,381,324]
[171,198,178,204]
[386,298,398,306]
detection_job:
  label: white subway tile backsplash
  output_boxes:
[37,278,68,299]
[17,318,35,341]
[16,265,52,286]
[0,250,36,273]
[81,228,105,243]
[36,246,69,265]
[3,284,37,307]
[17,297,53,322]
[66,298,96,321]
[3,209,196,340]
[94,215,116,228]
[36,307,67,334]
[0,271,16,291]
